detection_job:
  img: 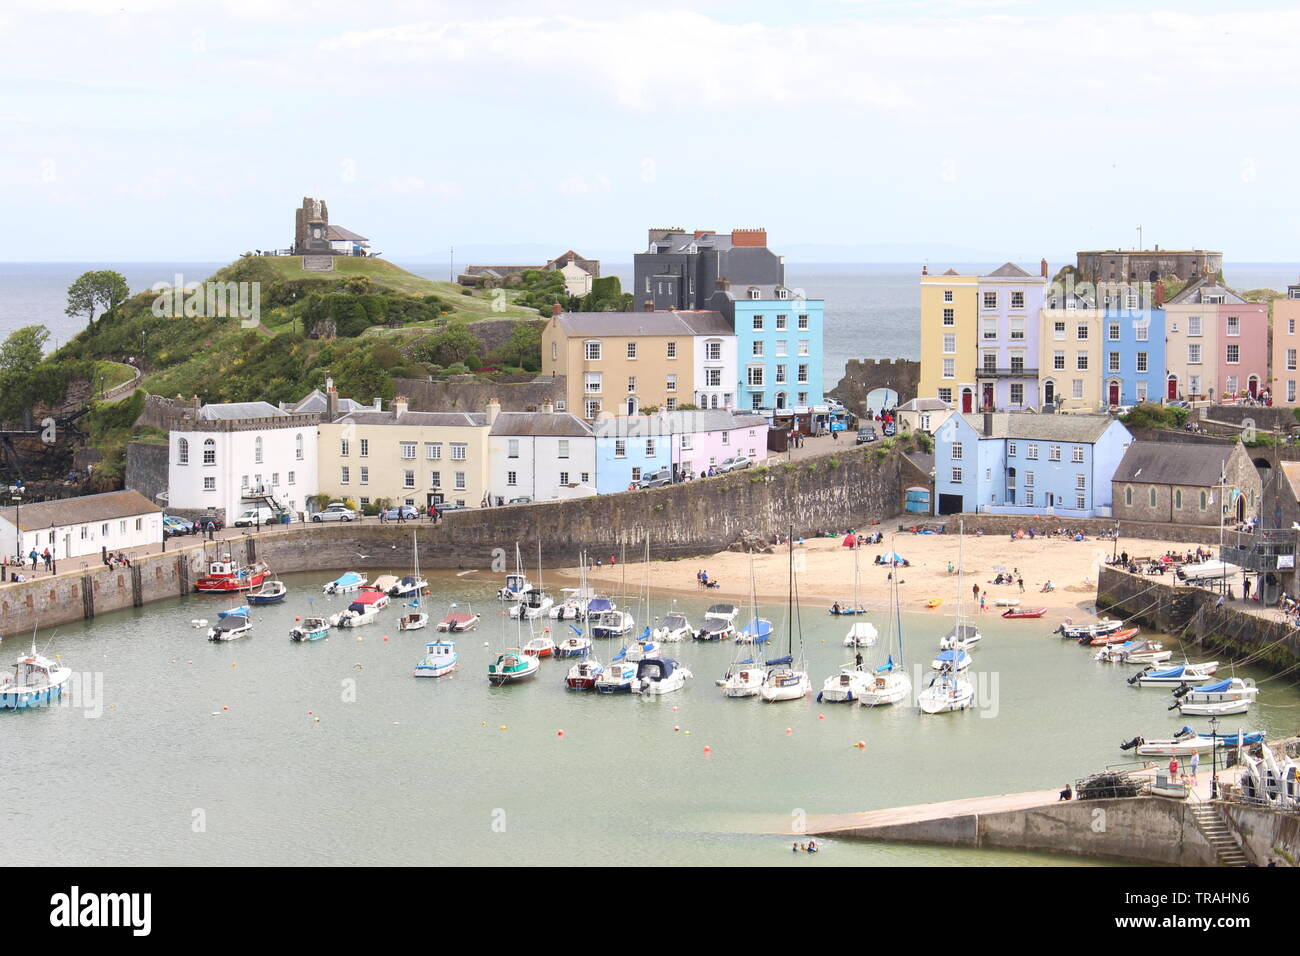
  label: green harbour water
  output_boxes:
[5,568,1297,867]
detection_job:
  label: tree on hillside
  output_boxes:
[66,270,129,334]
[0,326,49,376]
[491,321,542,371]
[414,324,482,368]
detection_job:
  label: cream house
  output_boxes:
[1039,293,1103,413]
[317,398,493,511]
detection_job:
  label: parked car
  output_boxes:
[718,455,753,473]
[162,516,192,539]
[856,426,878,444]
[233,506,277,528]
[506,497,533,505]
[636,469,674,489]
[382,505,419,521]
[434,502,468,516]
[312,503,358,522]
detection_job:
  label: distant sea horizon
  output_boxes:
[5,260,1298,394]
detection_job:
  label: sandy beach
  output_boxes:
[555,530,1224,619]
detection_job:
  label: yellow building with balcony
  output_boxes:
[918,269,978,410]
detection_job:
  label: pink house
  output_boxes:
[1218,295,1268,401]
[670,410,769,477]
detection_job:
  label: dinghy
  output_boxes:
[1057,618,1122,640]
[435,605,479,632]
[993,598,1020,608]
[398,610,429,632]
[1129,662,1219,687]
[289,617,329,642]
[1086,627,1140,646]
[1001,607,1045,619]
[737,618,774,644]
[1177,697,1250,716]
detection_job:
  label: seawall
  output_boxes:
[0,444,918,637]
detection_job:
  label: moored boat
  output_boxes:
[632,657,692,695]
[497,572,531,602]
[1056,618,1122,640]
[289,617,329,642]
[0,639,71,708]
[1086,626,1141,646]
[565,658,604,690]
[553,626,593,659]
[208,612,252,642]
[487,650,539,684]
[323,571,367,595]
[1001,606,1045,619]
[930,648,971,672]
[938,623,981,651]
[694,604,739,641]
[435,606,479,632]
[389,574,428,598]
[653,612,692,643]
[1129,662,1220,687]
[759,531,812,703]
[371,574,402,596]
[330,589,389,627]
[413,639,458,678]
[843,621,878,648]
[591,609,635,639]
[249,580,288,605]
[196,557,270,593]
[1120,726,1264,757]
[918,519,974,715]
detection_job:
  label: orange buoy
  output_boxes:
[703,745,712,754]
[556,729,565,737]
[383,635,390,642]
[222,705,229,711]
[818,714,826,721]
[854,740,867,749]
[785,728,793,735]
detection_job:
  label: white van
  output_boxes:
[233,506,276,527]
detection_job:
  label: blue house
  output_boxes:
[708,286,825,412]
[932,412,1132,518]
[1100,286,1165,408]
[593,415,671,493]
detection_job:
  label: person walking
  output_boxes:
[1018,576,1025,593]
[1243,577,1252,602]
[1189,751,1201,786]
[979,591,986,612]
[29,548,38,572]
[971,582,979,602]
[42,548,51,571]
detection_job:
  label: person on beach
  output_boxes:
[1169,756,1180,780]
[1189,751,1200,784]
[1018,576,1024,592]
[972,583,979,602]
[979,592,986,612]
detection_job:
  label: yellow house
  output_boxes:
[317,397,493,510]
[918,270,978,411]
[1272,284,1300,405]
[1039,297,1102,413]
[543,310,735,419]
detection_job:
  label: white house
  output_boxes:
[487,409,596,505]
[894,397,954,436]
[693,325,738,411]
[0,490,162,563]
[168,402,319,523]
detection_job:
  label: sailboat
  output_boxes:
[856,556,913,706]
[759,529,812,703]
[624,536,661,662]
[488,604,540,685]
[722,553,769,697]
[509,542,555,620]
[594,543,639,694]
[398,530,430,631]
[918,520,975,714]
[833,546,873,647]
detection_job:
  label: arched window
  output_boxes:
[1174,489,1182,510]
[1148,486,1157,508]
[775,392,787,410]
[1124,485,1132,507]
[295,433,304,461]
[1200,490,1208,511]
[203,439,216,465]
[177,438,189,465]
[255,436,264,464]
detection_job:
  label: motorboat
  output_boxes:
[993,597,1020,608]
[487,650,539,684]
[930,648,971,672]
[1175,560,1240,585]
[694,604,739,641]
[565,658,604,690]
[0,640,71,708]
[1001,607,1045,619]
[497,572,531,602]
[584,596,616,619]
[938,623,981,651]
[653,612,692,643]
[1176,698,1251,717]
[208,613,252,642]
[371,574,402,596]
[843,621,878,648]
[1093,638,1170,664]
[553,626,593,659]
[196,557,270,593]
[550,596,587,621]
[289,617,329,642]
[248,580,287,605]
[1129,662,1220,687]
[323,571,367,595]
[632,658,692,695]
[1174,676,1258,704]
[389,574,429,598]
[398,611,429,631]
[330,589,389,627]
[1120,726,1264,757]
[413,639,458,678]
[435,605,479,632]
[509,588,555,620]
[1056,618,1123,640]
[591,609,634,639]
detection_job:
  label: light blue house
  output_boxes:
[593,415,672,493]
[1100,285,1165,408]
[708,286,825,412]
[932,412,1132,518]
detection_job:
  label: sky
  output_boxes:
[3,0,1299,263]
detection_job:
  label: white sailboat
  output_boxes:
[918,520,974,715]
[722,553,769,698]
[594,544,638,694]
[857,564,913,706]
[397,530,429,631]
[759,529,812,703]
[837,546,876,646]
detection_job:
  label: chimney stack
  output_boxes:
[372,397,383,412]
[1040,258,1048,278]
[486,398,501,425]
[552,301,562,317]
[541,399,554,414]
[983,411,994,438]
[394,396,409,417]
[1155,279,1166,308]
[326,378,338,420]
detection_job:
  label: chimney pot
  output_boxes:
[373,397,382,412]
[394,396,409,416]
[552,301,562,317]
[1040,258,1048,278]
[486,398,501,425]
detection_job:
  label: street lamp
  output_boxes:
[1210,714,1220,800]
[7,484,22,579]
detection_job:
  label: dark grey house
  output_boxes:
[632,228,786,312]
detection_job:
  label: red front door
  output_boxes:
[1249,376,1259,398]
[961,389,973,413]
[1167,377,1177,400]
[1108,382,1120,406]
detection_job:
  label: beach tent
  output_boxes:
[880,551,908,565]
[842,533,858,548]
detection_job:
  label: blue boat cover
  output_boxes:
[612,647,627,662]
[587,597,614,613]
[1196,679,1232,693]
[743,619,773,642]
[934,649,968,664]
[638,626,652,641]
[1146,666,1185,679]
[765,655,793,666]
[332,572,364,588]
[636,658,676,680]
[568,624,584,636]
[219,606,250,618]
[875,654,896,673]
[735,658,754,666]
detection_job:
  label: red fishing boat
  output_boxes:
[1001,607,1046,619]
[1087,627,1140,646]
[195,556,271,593]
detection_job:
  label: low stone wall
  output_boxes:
[940,513,1224,547]
[1223,803,1300,866]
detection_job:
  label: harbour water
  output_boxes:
[5,568,1297,866]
